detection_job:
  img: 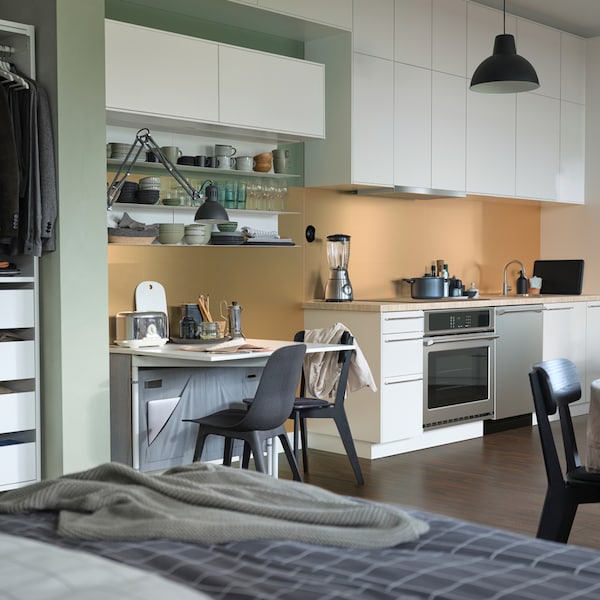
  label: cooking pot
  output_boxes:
[403,276,444,299]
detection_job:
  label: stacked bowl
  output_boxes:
[184,223,212,245]
[158,223,185,245]
[114,181,138,203]
[135,176,161,205]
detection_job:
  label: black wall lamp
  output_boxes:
[470,0,539,93]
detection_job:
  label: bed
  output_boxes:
[1,462,600,600]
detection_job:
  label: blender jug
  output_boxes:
[325,234,353,302]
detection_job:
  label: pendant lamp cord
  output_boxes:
[503,0,506,34]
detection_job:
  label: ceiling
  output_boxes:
[472,0,600,38]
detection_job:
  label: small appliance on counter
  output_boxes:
[325,234,353,302]
[115,311,168,348]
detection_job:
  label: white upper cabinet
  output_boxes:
[105,20,219,124]
[219,46,325,139]
[561,33,586,105]
[466,88,516,197]
[516,93,560,200]
[395,0,431,68]
[432,0,467,77]
[432,71,466,191]
[394,63,431,188]
[258,0,352,29]
[352,52,395,186]
[105,20,325,142]
[559,101,585,203]
[516,19,561,99]
[353,0,394,59]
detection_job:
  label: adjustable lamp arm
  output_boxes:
[107,128,209,208]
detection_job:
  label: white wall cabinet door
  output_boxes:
[586,303,600,403]
[466,87,516,196]
[394,0,432,68]
[352,53,394,186]
[561,33,586,105]
[105,20,219,123]
[394,63,431,189]
[516,93,560,200]
[543,303,587,404]
[353,0,394,59]
[219,45,325,139]
[559,101,585,204]
[432,0,467,77]
[516,18,561,99]
[258,0,352,29]
[432,71,466,192]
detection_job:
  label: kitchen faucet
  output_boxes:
[502,259,527,295]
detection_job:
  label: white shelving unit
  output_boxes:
[0,19,41,491]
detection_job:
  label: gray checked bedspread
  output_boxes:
[2,508,600,599]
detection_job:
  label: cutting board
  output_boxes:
[532,260,584,295]
[135,281,168,314]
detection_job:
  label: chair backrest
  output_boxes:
[529,358,583,484]
[294,329,354,406]
[240,343,306,431]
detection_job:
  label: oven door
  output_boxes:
[423,333,497,429]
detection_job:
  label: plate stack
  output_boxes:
[110,142,136,161]
[114,181,139,203]
[210,231,245,245]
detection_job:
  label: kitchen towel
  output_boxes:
[303,322,377,399]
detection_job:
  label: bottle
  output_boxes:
[179,315,196,339]
[441,264,449,297]
[517,270,528,295]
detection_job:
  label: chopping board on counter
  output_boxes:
[532,260,584,295]
[135,281,168,314]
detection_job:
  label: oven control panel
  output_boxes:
[425,308,494,335]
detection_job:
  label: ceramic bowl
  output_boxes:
[217,221,238,232]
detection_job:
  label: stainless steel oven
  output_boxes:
[423,308,497,429]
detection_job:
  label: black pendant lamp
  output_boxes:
[470,0,539,93]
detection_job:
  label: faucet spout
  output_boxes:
[502,260,527,295]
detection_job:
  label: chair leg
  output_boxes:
[537,488,578,543]
[278,433,303,482]
[334,413,365,486]
[300,416,309,474]
[292,410,300,460]
[248,433,267,473]
[192,429,209,462]
[223,437,233,466]
[242,442,251,469]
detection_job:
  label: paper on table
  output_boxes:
[179,338,273,353]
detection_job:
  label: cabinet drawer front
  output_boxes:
[381,312,424,335]
[0,392,36,434]
[0,290,34,328]
[382,336,423,377]
[0,442,37,488]
[381,377,423,442]
[0,341,35,380]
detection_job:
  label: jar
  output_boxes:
[198,321,219,340]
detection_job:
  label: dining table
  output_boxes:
[109,338,353,476]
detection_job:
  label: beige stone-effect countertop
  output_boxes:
[303,294,600,313]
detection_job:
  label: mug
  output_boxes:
[235,156,256,171]
[272,148,290,160]
[205,156,216,168]
[215,144,236,157]
[194,155,208,167]
[216,156,236,169]
[161,146,182,163]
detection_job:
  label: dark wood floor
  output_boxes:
[279,415,600,550]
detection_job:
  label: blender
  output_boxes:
[325,234,353,302]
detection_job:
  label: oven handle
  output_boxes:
[424,334,499,346]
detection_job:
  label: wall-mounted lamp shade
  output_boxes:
[194,185,229,223]
[470,34,540,93]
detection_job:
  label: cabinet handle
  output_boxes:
[543,306,574,311]
[385,376,422,385]
[384,337,423,343]
[588,304,600,309]
[384,316,422,322]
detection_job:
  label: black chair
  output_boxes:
[529,358,600,543]
[185,343,306,481]
[290,330,364,485]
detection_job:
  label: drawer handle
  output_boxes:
[384,337,422,343]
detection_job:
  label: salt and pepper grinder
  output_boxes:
[517,270,528,295]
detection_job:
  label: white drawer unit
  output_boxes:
[0,289,35,329]
[0,442,37,490]
[0,392,36,434]
[0,341,35,381]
